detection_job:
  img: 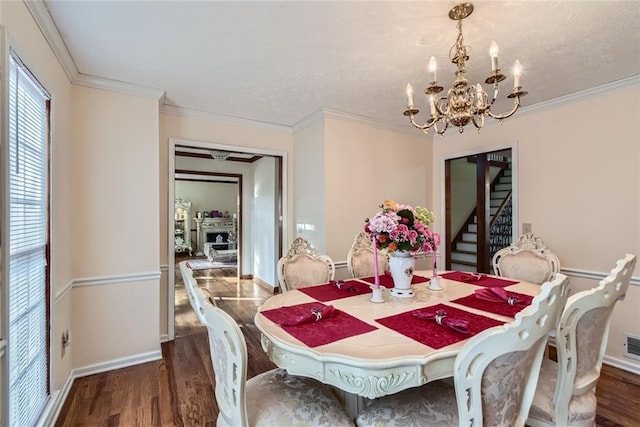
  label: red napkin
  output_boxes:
[460,272,483,282]
[412,309,470,334]
[440,271,518,288]
[475,287,527,306]
[280,305,336,326]
[330,280,359,293]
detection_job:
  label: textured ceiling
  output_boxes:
[44,1,640,129]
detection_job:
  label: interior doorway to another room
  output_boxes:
[168,141,286,340]
[445,147,516,274]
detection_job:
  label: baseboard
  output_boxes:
[38,349,162,426]
[37,370,75,427]
[159,334,170,343]
[603,355,640,376]
[73,349,162,378]
[254,276,277,294]
[240,274,253,280]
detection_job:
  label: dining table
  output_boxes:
[253,269,540,417]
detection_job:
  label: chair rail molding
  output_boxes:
[561,267,640,287]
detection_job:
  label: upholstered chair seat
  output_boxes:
[527,254,636,427]
[528,359,597,426]
[493,233,560,285]
[357,273,570,427]
[245,368,353,426]
[192,289,353,427]
[347,232,388,278]
[277,237,335,291]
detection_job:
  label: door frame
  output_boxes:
[440,141,519,271]
[167,138,288,340]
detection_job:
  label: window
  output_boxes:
[7,50,50,427]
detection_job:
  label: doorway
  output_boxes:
[445,147,517,273]
[167,139,287,340]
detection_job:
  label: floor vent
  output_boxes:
[623,333,640,360]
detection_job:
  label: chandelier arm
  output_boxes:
[434,119,448,136]
[471,113,485,130]
[409,114,438,131]
[486,97,521,120]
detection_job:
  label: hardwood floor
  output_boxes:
[56,269,640,426]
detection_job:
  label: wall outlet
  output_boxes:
[522,223,532,234]
[61,329,70,358]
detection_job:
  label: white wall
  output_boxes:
[432,85,640,368]
[292,117,326,251]
[252,157,278,286]
[175,180,238,220]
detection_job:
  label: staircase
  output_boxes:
[450,163,513,272]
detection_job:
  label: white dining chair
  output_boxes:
[277,237,335,292]
[179,261,215,324]
[346,232,388,278]
[195,295,354,427]
[355,273,570,427]
[527,253,636,427]
[492,232,561,285]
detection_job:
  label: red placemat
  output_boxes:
[450,291,533,318]
[361,273,430,288]
[260,302,377,348]
[297,280,373,302]
[440,271,519,288]
[375,303,504,349]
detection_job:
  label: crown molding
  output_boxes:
[26,0,165,100]
[291,107,420,137]
[73,73,165,99]
[24,0,78,83]
[26,0,640,133]
[518,74,640,117]
[159,104,292,133]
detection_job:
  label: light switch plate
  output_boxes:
[522,223,532,234]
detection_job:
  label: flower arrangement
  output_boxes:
[365,200,440,255]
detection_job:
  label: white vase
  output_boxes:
[389,250,416,298]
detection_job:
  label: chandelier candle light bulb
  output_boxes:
[513,60,522,88]
[489,41,499,71]
[405,83,414,108]
[428,56,437,82]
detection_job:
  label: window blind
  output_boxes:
[7,52,49,427]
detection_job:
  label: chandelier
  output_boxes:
[404,3,527,135]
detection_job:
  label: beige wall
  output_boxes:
[432,86,640,365]
[324,115,432,263]
[1,1,74,390]
[70,85,161,365]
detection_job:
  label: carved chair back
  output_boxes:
[492,233,561,285]
[454,273,570,427]
[277,237,335,292]
[346,232,389,278]
[527,254,636,426]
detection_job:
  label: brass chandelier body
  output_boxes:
[404,3,527,135]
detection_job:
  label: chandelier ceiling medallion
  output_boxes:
[404,2,527,136]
